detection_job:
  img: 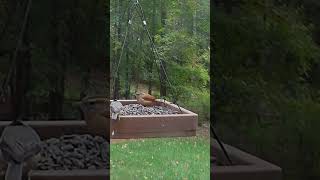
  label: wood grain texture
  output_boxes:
[211,140,282,180]
[112,130,196,139]
[0,121,109,180]
[111,99,198,139]
[29,170,109,180]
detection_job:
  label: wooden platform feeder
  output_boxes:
[111,99,198,139]
[0,121,109,180]
[211,139,282,180]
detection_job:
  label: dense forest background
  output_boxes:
[110,0,210,124]
[0,0,108,120]
[212,1,320,180]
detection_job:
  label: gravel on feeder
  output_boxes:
[36,134,109,170]
[120,104,179,116]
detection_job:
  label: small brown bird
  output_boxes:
[135,92,156,106]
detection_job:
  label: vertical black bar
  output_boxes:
[106,0,110,179]
[210,0,215,177]
[210,0,233,177]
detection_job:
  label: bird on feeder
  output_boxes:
[135,92,156,107]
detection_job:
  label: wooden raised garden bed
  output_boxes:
[0,121,109,180]
[111,100,198,139]
[211,139,282,180]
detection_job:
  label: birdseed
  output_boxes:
[36,134,109,170]
[120,104,179,116]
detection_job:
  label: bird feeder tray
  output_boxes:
[211,139,282,180]
[111,99,198,139]
[0,121,109,180]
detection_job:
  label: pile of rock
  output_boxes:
[120,104,179,116]
[36,134,109,170]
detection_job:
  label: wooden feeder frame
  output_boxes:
[211,139,282,180]
[0,121,109,180]
[111,99,198,139]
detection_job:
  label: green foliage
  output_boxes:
[181,89,210,124]
[0,1,107,118]
[28,0,107,96]
[213,1,320,180]
[111,0,210,122]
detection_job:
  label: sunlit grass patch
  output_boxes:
[111,137,210,180]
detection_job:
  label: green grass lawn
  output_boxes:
[111,137,210,180]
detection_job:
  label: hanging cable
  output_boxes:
[112,2,136,100]
[133,2,183,112]
[10,0,32,122]
[210,23,233,165]
[1,0,32,95]
[0,0,26,43]
[211,125,233,165]
[135,2,172,88]
[0,0,32,112]
[0,0,27,98]
[112,0,184,112]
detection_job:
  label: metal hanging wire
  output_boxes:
[111,0,182,112]
[211,31,233,165]
[7,0,32,122]
[111,2,136,100]
[0,0,22,98]
[133,1,182,112]
[0,0,32,116]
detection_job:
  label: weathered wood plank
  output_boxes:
[112,130,196,139]
[211,140,282,180]
[111,100,198,139]
[115,117,197,133]
[0,121,90,139]
[29,170,109,180]
[0,121,109,180]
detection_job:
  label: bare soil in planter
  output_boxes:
[36,134,109,170]
[120,104,179,116]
